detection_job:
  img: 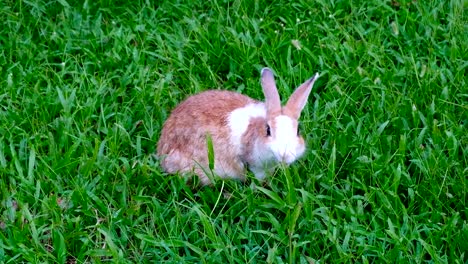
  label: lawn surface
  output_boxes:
[0,0,467,263]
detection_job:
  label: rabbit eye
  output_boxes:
[297,124,300,136]
[266,124,271,137]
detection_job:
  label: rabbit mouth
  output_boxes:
[275,151,298,165]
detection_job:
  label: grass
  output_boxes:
[0,0,467,262]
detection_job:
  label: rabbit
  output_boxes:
[157,68,320,185]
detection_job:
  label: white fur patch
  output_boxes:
[269,115,305,164]
[228,103,266,153]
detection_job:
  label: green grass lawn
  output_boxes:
[1,0,467,262]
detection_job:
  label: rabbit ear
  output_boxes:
[284,73,320,119]
[261,68,281,116]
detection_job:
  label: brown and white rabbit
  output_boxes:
[157,68,320,185]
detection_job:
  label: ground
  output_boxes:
[0,0,467,263]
